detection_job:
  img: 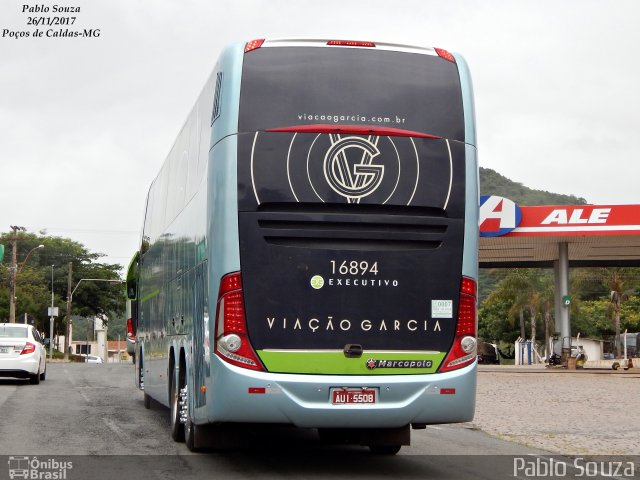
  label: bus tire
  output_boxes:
[183,368,201,451]
[612,362,620,370]
[185,413,201,452]
[369,445,401,455]
[170,362,185,442]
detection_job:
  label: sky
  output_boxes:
[1,0,639,271]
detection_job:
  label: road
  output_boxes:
[0,363,625,480]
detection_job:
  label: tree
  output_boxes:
[479,167,587,206]
[0,231,124,340]
[537,276,556,359]
[478,268,555,362]
[572,267,640,356]
[479,294,520,344]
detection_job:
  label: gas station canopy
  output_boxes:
[478,197,640,343]
[479,201,640,268]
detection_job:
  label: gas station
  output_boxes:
[479,196,640,363]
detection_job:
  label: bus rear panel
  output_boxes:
[211,40,478,426]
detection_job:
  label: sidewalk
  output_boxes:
[479,363,639,374]
[472,365,640,455]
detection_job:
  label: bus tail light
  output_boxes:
[266,125,440,139]
[327,40,376,48]
[214,272,264,371]
[245,39,265,53]
[435,48,456,63]
[439,277,477,373]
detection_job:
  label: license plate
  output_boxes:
[0,347,9,354]
[331,388,377,405]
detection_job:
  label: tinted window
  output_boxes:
[0,326,28,338]
[240,47,464,141]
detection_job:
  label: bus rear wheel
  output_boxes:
[183,383,201,452]
[170,363,185,442]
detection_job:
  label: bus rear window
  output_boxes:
[239,46,465,142]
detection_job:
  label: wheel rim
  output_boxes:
[170,367,183,440]
[171,370,179,426]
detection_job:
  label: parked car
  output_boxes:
[477,341,500,365]
[79,354,103,364]
[0,323,47,384]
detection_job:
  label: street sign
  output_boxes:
[48,307,59,317]
[562,295,572,307]
[0,244,4,262]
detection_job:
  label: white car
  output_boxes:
[79,354,103,364]
[0,323,47,384]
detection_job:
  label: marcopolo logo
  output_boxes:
[8,456,73,479]
[479,195,522,237]
[366,358,433,370]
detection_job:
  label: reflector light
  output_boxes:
[266,124,440,139]
[440,388,456,395]
[439,277,477,373]
[435,48,456,63]
[327,40,376,48]
[456,294,476,336]
[214,272,264,371]
[222,292,247,334]
[248,387,266,394]
[20,342,36,355]
[460,276,477,297]
[220,273,242,293]
[245,39,265,53]
[126,318,136,341]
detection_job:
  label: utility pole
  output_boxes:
[8,225,25,323]
[49,264,58,360]
[64,262,73,360]
[61,272,122,361]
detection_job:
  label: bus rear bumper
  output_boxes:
[207,360,476,428]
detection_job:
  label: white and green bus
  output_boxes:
[127,39,479,453]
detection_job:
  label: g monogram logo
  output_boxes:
[323,135,384,203]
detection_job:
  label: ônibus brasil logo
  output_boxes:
[8,456,73,480]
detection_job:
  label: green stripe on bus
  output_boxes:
[140,289,160,303]
[256,350,446,375]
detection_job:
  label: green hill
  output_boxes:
[477,168,588,303]
[479,167,588,205]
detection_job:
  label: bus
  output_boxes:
[608,332,639,358]
[126,38,478,454]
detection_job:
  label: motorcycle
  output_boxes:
[547,352,562,366]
